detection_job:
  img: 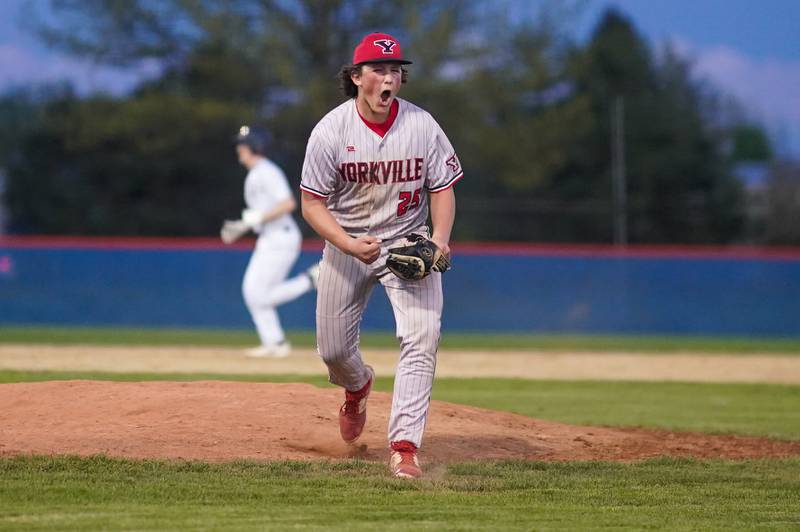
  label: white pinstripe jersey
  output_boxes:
[244,158,299,236]
[300,98,463,241]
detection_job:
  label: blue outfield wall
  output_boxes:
[1,238,799,336]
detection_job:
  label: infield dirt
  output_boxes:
[1,380,798,464]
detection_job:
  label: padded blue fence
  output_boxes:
[1,240,799,336]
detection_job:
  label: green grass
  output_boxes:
[2,370,799,530]
[2,325,800,353]
[433,378,800,441]
[1,456,798,530]
[2,370,798,440]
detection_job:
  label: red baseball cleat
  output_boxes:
[339,366,374,443]
[389,440,422,478]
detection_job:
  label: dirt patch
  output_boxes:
[1,381,797,464]
[2,344,800,383]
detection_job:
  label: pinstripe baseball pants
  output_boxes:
[315,241,442,448]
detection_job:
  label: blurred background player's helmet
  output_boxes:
[233,125,270,155]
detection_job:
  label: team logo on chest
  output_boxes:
[373,39,397,54]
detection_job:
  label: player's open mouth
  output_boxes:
[379,90,392,105]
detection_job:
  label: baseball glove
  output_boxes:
[386,233,450,281]
[220,219,250,244]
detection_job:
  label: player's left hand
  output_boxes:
[431,237,451,260]
[220,219,250,244]
[386,234,451,281]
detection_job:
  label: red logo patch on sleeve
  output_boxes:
[445,154,460,173]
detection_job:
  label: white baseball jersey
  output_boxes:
[302,96,462,450]
[245,158,300,238]
[300,98,463,240]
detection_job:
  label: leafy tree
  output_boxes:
[555,9,744,243]
[4,1,752,243]
[731,125,773,162]
[8,0,474,235]
[5,91,251,234]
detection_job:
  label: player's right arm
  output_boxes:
[300,119,381,264]
[301,192,381,264]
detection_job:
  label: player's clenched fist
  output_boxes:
[346,235,382,264]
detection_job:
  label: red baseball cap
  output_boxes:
[352,32,412,66]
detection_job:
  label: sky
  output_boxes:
[577,0,800,157]
[0,0,158,94]
[1,0,799,157]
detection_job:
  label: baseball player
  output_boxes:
[222,126,320,358]
[300,33,462,478]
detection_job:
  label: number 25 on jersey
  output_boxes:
[397,188,422,217]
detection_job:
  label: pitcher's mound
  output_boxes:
[1,381,797,463]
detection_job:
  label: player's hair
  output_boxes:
[338,64,408,98]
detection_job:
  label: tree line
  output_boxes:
[0,0,775,243]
